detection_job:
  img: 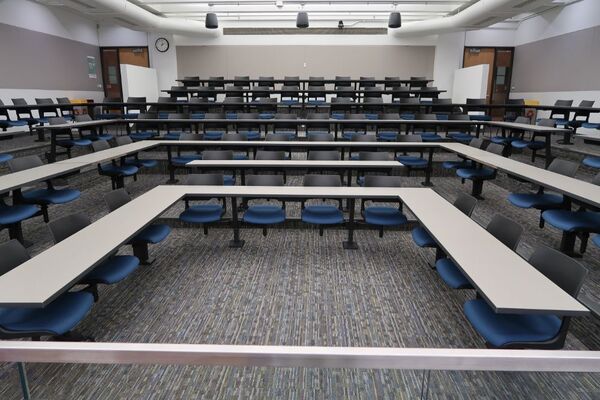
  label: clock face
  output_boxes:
[155,37,169,53]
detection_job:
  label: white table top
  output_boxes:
[487,121,570,133]
[441,143,600,208]
[0,185,588,316]
[158,140,438,148]
[57,141,157,165]
[31,120,116,131]
[186,160,402,168]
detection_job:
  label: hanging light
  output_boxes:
[296,12,309,28]
[205,13,219,29]
[388,12,401,29]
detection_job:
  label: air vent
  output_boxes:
[224,28,387,35]
[69,0,97,9]
[513,0,539,8]
[114,17,139,27]
[471,16,499,27]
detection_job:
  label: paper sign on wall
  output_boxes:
[87,56,97,79]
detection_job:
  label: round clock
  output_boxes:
[155,37,169,53]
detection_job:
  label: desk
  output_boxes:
[0,185,587,318]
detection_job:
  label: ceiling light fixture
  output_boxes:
[206,12,219,29]
[296,11,309,28]
[388,11,401,28]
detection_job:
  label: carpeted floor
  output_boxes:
[1,131,600,399]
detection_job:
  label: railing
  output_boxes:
[2,342,600,399]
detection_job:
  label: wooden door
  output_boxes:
[118,48,149,68]
[100,48,121,100]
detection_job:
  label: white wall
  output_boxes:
[148,33,178,93]
[432,31,464,99]
[98,24,148,47]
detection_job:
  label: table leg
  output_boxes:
[343,198,359,249]
[229,197,245,248]
[347,169,352,187]
[166,146,177,184]
[545,134,553,168]
[48,130,56,163]
[422,147,434,187]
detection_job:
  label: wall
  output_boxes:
[432,31,465,99]
[0,0,103,105]
[176,45,435,80]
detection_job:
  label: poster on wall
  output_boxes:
[87,56,97,79]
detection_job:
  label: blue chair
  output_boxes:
[540,173,600,255]
[396,135,429,176]
[491,116,530,146]
[7,155,80,222]
[547,99,573,127]
[172,133,203,169]
[202,150,236,185]
[376,113,400,142]
[301,174,344,236]
[203,112,227,140]
[342,114,367,141]
[91,140,138,189]
[361,175,407,237]
[0,239,94,340]
[74,114,113,141]
[236,112,261,140]
[56,97,75,121]
[274,113,298,139]
[96,97,122,120]
[306,113,332,139]
[243,174,286,236]
[511,119,555,163]
[349,134,378,160]
[0,195,39,245]
[48,213,140,301]
[49,117,93,159]
[565,100,594,131]
[466,98,492,121]
[442,138,484,170]
[222,133,250,160]
[456,143,505,198]
[11,98,43,131]
[35,98,60,124]
[115,136,159,169]
[583,157,600,169]
[446,114,476,143]
[412,113,442,142]
[508,159,579,227]
[164,113,191,140]
[0,99,29,130]
[104,189,171,264]
[436,214,523,290]
[124,96,147,119]
[0,153,13,163]
[411,193,477,259]
[464,245,587,349]
[356,152,391,186]
[178,174,226,234]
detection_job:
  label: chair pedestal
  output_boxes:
[559,231,582,258]
[132,242,155,265]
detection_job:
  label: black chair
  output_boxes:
[128,112,160,141]
[221,132,249,160]
[202,150,236,185]
[283,76,300,87]
[511,118,555,163]
[0,99,29,131]
[208,76,225,89]
[359,76,376,88]
[234,76,251,88]
[301,174,344,236]
[56,97,75,120]
[97,97,123,120]
[566,100,595,131]
[549,100,573,127]
[91,140,138,189]
[376,113,401,142]
[446,114,476,143]
[104,189,171,264]
[395,135,428,176]
[236,112,261,140]
[257,76,275,88]
[412,113,442,142]
[391,87,411,102]
[465,98,491,121]
[125,97,147,118]
[442,138,485,171]
[307,85,326,105]
[356,152,391,186]
[504,98,525,122]
[35,98,60,122]
[342,114,367,140]
[280,85,301,105]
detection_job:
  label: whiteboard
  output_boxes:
[120,64,159,102]
[451,64,489,104]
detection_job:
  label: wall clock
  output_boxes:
[155,37,169,53]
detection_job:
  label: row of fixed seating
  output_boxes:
[178,75,431,88]
[0,98,76,132]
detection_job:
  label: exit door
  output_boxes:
[100,47,150,100]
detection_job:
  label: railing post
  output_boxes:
[17,362,31,400]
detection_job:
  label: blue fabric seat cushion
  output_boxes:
[508,193,564,209]
[81,255,139,285]
[0,153,13,163]
[223,175,235,186]
[593,235,600,248]
[456,167,495,179]
[377,132,398,141]
[204,131,224,140]
[583,157,600,169]
[463,299,562,348]
[491,136,518,145]
[56,138,92,147]
[442,160,472,169]
[469,115,492,121]
[172,154,201,166]
[400,113,415,120]
[0,291,94,335]
[0,204,39,225]
[124,158,158,168]
[448,133,475,143]
[541,210,600,232]
[396,156,428,168]
[420,134,442,142]
[411,226,436,248]
[164,132,182,140]
[302,205,344,225]
[129,131,155,141]
[582,123,600,129]
[243,205,286,225]
[363,207,407,226]
[259,113,274,119]
[132,224,171,244]
[281,99,299,105]
[22,188,80,204]
[190,113,205,120]
[436,258,472,289]
[7,120,28,127]
[511,140,545,150]
[179,204,224,224]
[233,153,249,160]
[100,164,138,176]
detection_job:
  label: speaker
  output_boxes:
[205,13,218,29]
[388,12,401,29]
[296,12,309,28]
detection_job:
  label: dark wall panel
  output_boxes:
[0,22,102,90]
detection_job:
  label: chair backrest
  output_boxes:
[528,245,587,297]
[180,133,203,141]
[538,118,556,127]
[308,150,340,161]
[307,132,334,141]
[363,175,402,187]
[359,151,390,161]
[303,174,341,187]
[202,150,233,160]
[0,240,30,277]
[593,172,600,186]
[453,193,477,217]
[308,113,330,120]
[11,98,28,106]
[514,116,531,124]
[466,98,486,105]
[416,113,437,120]
[547,158,579,177]
[7,155,43,172]
[398,97,420,105]
[238,113,259,119]
[204,112,225,119]
[168,113,188,119]
[127,97,146,103]
[381,113,400,120]
[104,188,131,212]
[578,100,595,108]
[364,97,383,103]
[75,114,92,122]
[48,213,91,244]
[185,173,224,185]
[397,134,423,143]
[222,133,248,141]
[275,113,296,120]
[554,99,573,107]
[348,114,366,120]
[266,133,290,141]
[449,114,470,121]
[49,117,67,125]
[256,150,285,160]
[246,174,284,186]
[486,143,504,155]
[468,138,485,149]
[138,113,157,119]
[56,97,71,105]
[115,136,133,146]
[486,214,523,251]
[91,140,110,152]
[351,134,377,142]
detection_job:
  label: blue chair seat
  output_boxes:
[396,156,428,168]
[342,132,363,141]
[583,157,600,169]
[0,204,39,225]
[357,176,365,186]
[442,160,472,169]
[93,134,114,141]
[164,132,182,140]
[233,153,249,160]
[81,255,139,285]
[464,299,562,348]
[123,113,139,119]
[259,113,274,119]
[363,207,407,226]
[469,115,492,121]
[308,100,325,105]
[448,133,475,144]
[331,113,345,120]
[129,131,155,141]
[508,193,564,209]
[411,226,436,248]
[365,114,379,120]
[511,140,545,150]
[491,136,518,145]
[7,120,29,127]
[554,119,569,127]
[0,153,13,163]
[57,138,92,147]
[133,224,171,244]
[593,235,600,248]
[190,113,205,120]
[204,131,224,140]
[240,130,260,140]
[377,131,398,141]
[179,204,224,224]
[281,100,299,105]
[100,164,138,176]
[542,210,600,232]
[436,258,472,289]
[124,158,158,168]
[22,188,80,204]
[0,291,94,335]
[243,205,286,225]
[419,134,443,142]
[456,167,495,180]
[158,112,169,119]
[400,113,415,120]
[225,113,237,120]
[97,114,121,120]
[302,205,344,225]
[172,155,202,166]
[224,175,235,186]
[582,123,600,129]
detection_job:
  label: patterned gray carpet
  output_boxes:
[1,131,600,399]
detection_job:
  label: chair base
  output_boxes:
[229,239,245,248]
[342,240,359,250]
